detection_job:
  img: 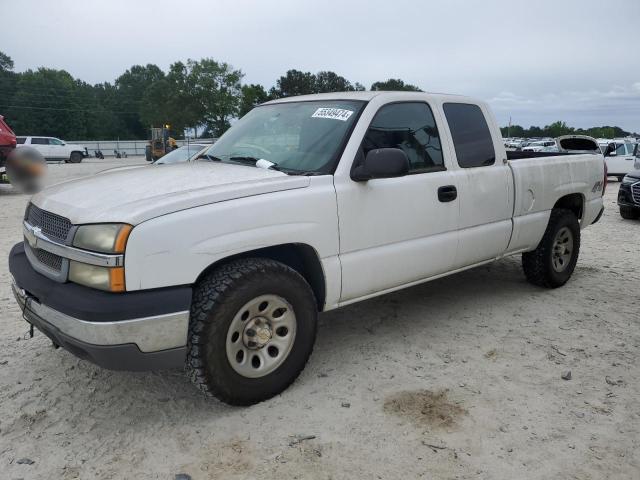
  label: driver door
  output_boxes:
[334,101,459,303]
[48,138,67,160]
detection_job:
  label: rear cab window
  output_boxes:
[443,103,496,168]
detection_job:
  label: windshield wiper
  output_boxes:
[198,153,223,162]
[225,156,323,176]
[229,156,283,171]
[229,156,261,164]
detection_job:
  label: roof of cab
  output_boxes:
[263,90,474,105]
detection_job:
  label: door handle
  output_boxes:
[438,185,457,202]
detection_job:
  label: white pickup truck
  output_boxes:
[9,92,606,405]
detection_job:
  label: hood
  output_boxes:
[31,161,310,225]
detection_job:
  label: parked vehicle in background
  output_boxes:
[556,135,603,154]
[617,167,640,219]
[9,91,606,405]
[0,115,17,183]
[522,140,558,152]
[597,139,638,181]
[16,136,88,163]
[154,144,208,165]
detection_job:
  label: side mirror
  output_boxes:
[604,143,616,157]
[351,148,410,181]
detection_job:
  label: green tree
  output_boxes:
[8,68,88,138]
[370,78,422,91]
[500,124,525,137]
[314,71,354,93]
[189,58,243,136]
[270,69,317,98]
[0,51,14,72]
[239,84,270,117]
[115,64,165,138]
[545,120,573,137]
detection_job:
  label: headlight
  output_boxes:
[73,223,132,253]
[69,261,125,292]
[622,176,638,185]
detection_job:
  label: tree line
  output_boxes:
[1,50,634,140]
[0,51,420,140]
[500,121,632,139]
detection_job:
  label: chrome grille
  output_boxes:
[25,203,72,243]
[34,248,63,272]
[632,182,640,204]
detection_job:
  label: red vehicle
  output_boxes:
[0,115,17,178]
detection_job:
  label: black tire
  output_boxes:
[186,258,318,405]
[620,206,640,220]
[522,208,580,288]
[69,152,83,163]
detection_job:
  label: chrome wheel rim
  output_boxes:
[225,294,296,378]
[552,227,573,272]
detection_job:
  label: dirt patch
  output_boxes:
[383,389,466,429]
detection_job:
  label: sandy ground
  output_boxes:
[0,158,639,479]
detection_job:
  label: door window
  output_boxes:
[30,138,48,145]
[443,103,496,168]
[359,102,444,173]
[49,138,64,145]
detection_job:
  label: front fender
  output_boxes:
[123,178,340,292]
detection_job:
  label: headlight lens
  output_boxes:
[73,224,132,253]
[69,261,125,292]
[622,176,639,185]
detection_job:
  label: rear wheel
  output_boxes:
[69,152,83,163]
[620,206,640,220]
[522,209,580,288]
[186,258,318,405]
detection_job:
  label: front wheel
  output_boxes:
[186,258,318,405]
[522,209,580,288]
[620,206,640,220]
[68,152,83,163]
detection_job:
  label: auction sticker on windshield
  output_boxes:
[311,107,354,121]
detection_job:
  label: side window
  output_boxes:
[16,137,26,144]
[31,138,48,145]
[49,138,64,145]
[360,102,444,173]
[443,103,496,168]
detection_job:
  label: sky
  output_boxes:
[2,0,639,132]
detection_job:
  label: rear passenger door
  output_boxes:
[441,102,514,268]
[29,137,51,159]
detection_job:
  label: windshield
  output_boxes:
[200,100,365,174]
[155,144,206,164]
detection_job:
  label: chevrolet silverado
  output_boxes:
[9,92,606,405]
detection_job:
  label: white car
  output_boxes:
[522,140,558,152]
[9,91,606,405]
[16,136,88,163]
[598,140,638,181]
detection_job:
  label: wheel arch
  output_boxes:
[194,243,327,311]
[553,193,584,220]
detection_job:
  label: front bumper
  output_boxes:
[9,242,192,371]
[618,182,640,208]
